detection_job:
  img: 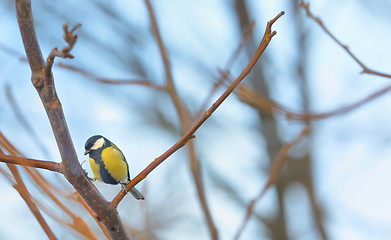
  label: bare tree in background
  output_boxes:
[1,0,391,239]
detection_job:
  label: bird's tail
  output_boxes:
[129,187,145,200]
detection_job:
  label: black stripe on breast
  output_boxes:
[90,149,119,185]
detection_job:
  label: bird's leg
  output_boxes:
[121,183,128,193]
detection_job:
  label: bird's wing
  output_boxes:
[110,142,131,182]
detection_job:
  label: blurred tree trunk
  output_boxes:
[234,1,327,239]
[234,1,288,239]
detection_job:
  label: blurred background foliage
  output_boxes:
[1,0,391,239]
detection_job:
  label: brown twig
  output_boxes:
[57,63,165,90]
[0,43,164,91]
[22,167,98,240]
[233,126,310,240]
[0,143,57,239]
[236,83,391,121]
[0,133,95,238]
[0,154,62,173]
[8,164,58,240]
[45,23,81,74]
[112,10,285,210]
[300,1,391,78]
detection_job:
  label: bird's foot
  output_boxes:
[121,183,128,193]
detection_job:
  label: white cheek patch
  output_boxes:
[91,137,105,150]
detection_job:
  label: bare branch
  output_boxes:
[15,1,129,238]
[0,154,62,173]
[8,164,58,240]
[112,10,285,209]
[0,145,57,239]
[22,167,99,240]
[57,63,165,90]
[236,83,391,121]
[300,1,391,78]
[45,23,81,75]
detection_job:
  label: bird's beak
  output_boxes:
[84,150,89,155]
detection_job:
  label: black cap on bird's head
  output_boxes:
[84,135,106,155]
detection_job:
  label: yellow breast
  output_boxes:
[89,157,102,181]
[101,146,129,183]
[89,146,129,184]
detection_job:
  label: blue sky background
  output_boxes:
[1,0,391,239]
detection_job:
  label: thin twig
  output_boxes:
[8,164,58,240]
[57,63,165,90]
[0,43,164,90]
[22,167,98,240]
[45,23,81,74]
[0,144,57,240]
[0,42,163,90]
[0,133,60,173]
[233,126,310,240]
[0,154,62,173]
[300,1,391,78]
[112,11,285,209]
[0,132,96,239]
[236,83,391,121]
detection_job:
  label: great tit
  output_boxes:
[84,135,144,200]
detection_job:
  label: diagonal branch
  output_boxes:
[8,163,58,240]
[300,1,391,79]
[15,1,129,239]
[0,145,57,239]
[112,10,285,209]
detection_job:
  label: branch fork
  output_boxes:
[46,23,81,73]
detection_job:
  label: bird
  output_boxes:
[84,135,144,200]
